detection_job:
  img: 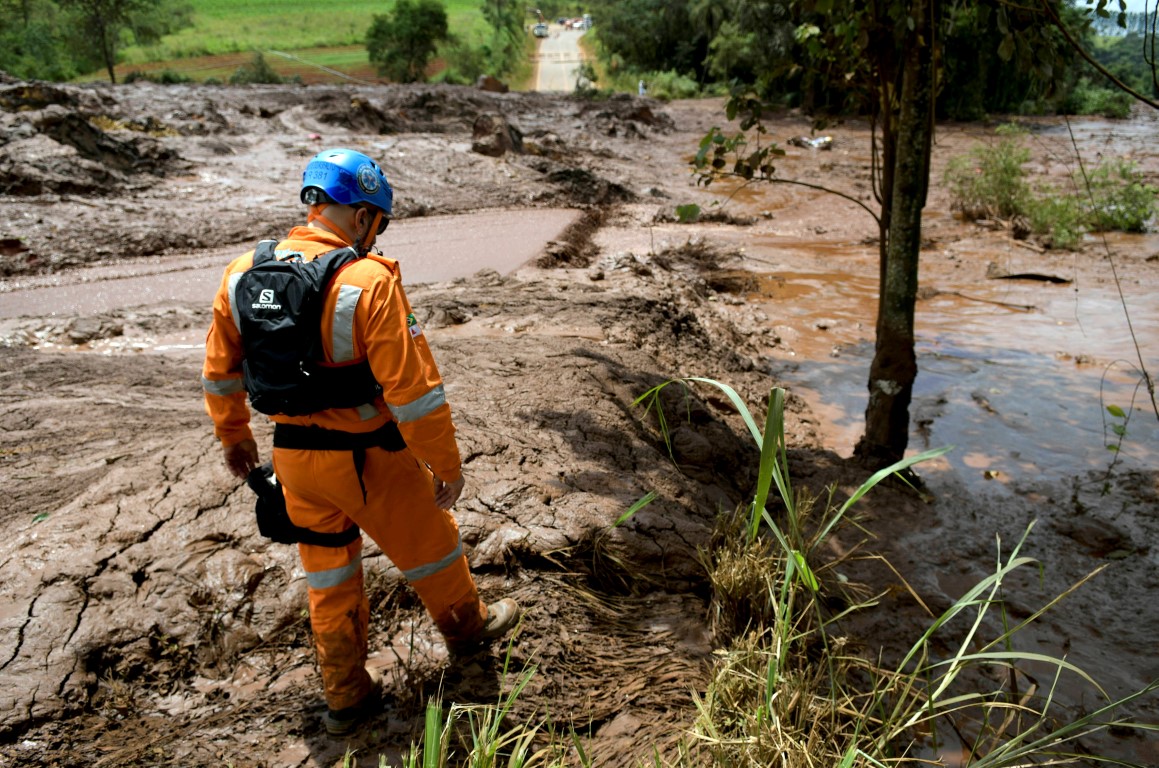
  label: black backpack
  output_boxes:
[234,240,383,416]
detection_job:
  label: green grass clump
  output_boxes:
[1085,158,1157,232]
[632,378,1157,767]
[946,124,1156,248]
[945,124,1031,220]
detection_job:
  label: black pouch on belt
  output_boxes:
[245,463,361,547]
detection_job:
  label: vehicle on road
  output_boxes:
[533,22,549,37]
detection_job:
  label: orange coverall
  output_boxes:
[202,227,486,712]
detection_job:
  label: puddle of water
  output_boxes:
[745,241,1159,493]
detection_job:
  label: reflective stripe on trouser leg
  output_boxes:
[351,451,486,643]
[301,538,372,712]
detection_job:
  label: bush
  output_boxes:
[229,52,283,85]
[433,39,487,86]
[1062,78,1134,119]
[1084,159,1157,233]
[1024,191,1084,249]
[946,126,1155,250]
[638,69,701,101]
[944,123,1030,220]
[124,69,191,84]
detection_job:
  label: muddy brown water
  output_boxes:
[0,208,580,319]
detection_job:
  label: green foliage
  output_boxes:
[124,67,190,83]
[1062,76,1135,118]
[431,37,487,85]
[0,0,191,82]
[947,125,1155,247]
[573,61,599,97]
[1084,158,1157,232]
[637,69,701,100]
[228,51,283,84]
[366,0,449,83]
[475,0,532,80]
[944,124,1031,220]
[57,0,193,82]
[1090,31,1159,99]
[1024,191,1085,249]
[675,203,702,223]
[0,15,79,81]
[588,0,709,83]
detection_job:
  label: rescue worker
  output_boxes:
[201,148,519,736]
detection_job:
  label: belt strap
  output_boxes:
[273,421,407,451]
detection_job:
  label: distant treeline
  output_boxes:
[1,0,1155,120]
[0,0,194,83]
[585,0,1158,118]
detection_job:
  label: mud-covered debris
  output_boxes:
[423,300,473,328]
[0,82,80,111]
[546,167,636,205]
[314,94,403,134]
[476,75,509,94]
[472,113,523,157]
[578,94,676,138]
[536,209,602,268]
[985,261,1072,283]
[652,205,757,226]
[0,237,28,256]
[703,271,759,294]
[787,135,833,150]
[522,129,567,159]
[67,316,124,344]
[0,105,180,195]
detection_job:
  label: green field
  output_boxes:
[113,0,492,81]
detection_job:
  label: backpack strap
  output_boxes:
[253,239,278,266]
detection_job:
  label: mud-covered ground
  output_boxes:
[0,75,1156,767]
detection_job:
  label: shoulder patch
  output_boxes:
[406,313,423,339]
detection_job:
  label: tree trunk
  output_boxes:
[855,0,934,467]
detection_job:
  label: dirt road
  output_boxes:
[1,76,1156,767]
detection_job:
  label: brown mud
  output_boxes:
[0,78,1156,767]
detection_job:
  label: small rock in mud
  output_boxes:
[472,113,523,157]
[475,75,509,94]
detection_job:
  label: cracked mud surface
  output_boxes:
[1,78,1157,766]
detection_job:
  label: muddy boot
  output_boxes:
[448,598,520,655]
[322,668,382,737]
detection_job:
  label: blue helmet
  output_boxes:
[300,148,393,216]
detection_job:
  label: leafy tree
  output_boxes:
[694,1,1098,467]
[58,0,190,83]
[0,0,77,81]
[366,0,450,83]
[589,0,709,81]
[479,0,526,77]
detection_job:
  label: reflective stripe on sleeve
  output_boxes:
[401,536,463,583]
[227,272,243,334]
[305,553,362,590]
[331,284,363,363]
[202,375,245,396]
[387,384,446,423]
